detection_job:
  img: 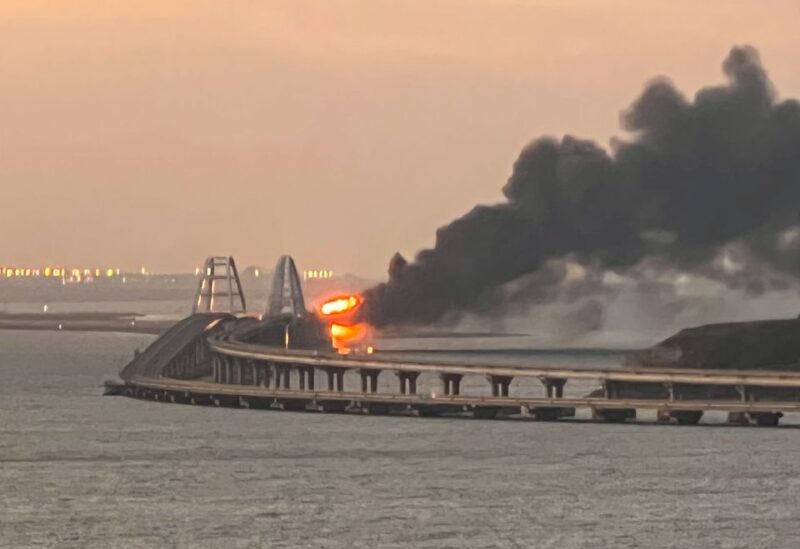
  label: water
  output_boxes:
[3,330,800,548]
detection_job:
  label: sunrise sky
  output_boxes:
[2,1,799,275]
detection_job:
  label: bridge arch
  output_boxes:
[193,256,246,314]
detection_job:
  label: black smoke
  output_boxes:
[362,46,800,328]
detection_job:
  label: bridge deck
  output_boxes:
[207,337,800,389]
[117,316,800,425]
[127,376,800,415]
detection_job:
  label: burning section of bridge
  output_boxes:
[320,295,360,316]
[317,294,371,354]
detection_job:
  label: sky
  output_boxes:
[1,0,799,276]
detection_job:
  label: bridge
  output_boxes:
[114,255,800,427]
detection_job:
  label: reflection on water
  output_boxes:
[2,330,800,548]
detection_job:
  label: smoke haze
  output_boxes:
[364,46,800,333]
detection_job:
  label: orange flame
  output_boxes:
[319,293,369,353]
[319,294,361,316]
[330,322,369,354]
[330,322,367,342]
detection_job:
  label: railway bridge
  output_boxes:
[119,255,800,427]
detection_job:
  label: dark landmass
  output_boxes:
[630,318,800,371]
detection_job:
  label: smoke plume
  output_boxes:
[362,46,800,329]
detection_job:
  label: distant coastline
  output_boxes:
[0,312,170,335]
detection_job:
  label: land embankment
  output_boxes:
[630,318,800,371]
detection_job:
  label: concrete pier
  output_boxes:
[397,372,419,395]
[440,373,463,396]
[488,375,512,397]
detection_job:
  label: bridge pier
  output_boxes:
[297,366,315,391]
[397,372,420,395]
[212,356,220,383]
[728,410,783,426]
[595,381,636,421]
[592,407,637,422]
[239,359,251,385]
[320,367,345,391]
[316,398,349,412]
[235,358,245,385]
[540,377,566,398]
[241,359,250,385]
[657,383,703,424]
[213,357,221,383]
[223,358,231,384]
[223,357,230,384]
[274,364,292,390]
[488,375,512,397]
[603,380,619,399]
[256,362,271,387]
[251,361,259,386]
[440,373,463,396]
[658,409,704,425]
[232,359,239,385]
[195,340,206,367]
[359,369,380,393]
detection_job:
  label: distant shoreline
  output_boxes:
[0,312,170,335]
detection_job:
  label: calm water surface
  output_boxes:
[2,330,800,548]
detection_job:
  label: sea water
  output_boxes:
[2,330,800,548]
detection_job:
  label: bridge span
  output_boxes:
[112,255,800,426]
[119,315,800,427]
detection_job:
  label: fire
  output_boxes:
[329,321,369,354]
[319,295,361,316]
[318,293,370,353]
[330,322,367,342]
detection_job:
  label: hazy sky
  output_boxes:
[2,0,799,276]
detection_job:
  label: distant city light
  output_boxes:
[303,269,334,280]
[0,264,254,284]
[0,265,131,283]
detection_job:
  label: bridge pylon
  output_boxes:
[193,256,247,314]
[266,255,307,319]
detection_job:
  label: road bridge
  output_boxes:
[121,328,800,425]
[117,255,800,427]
